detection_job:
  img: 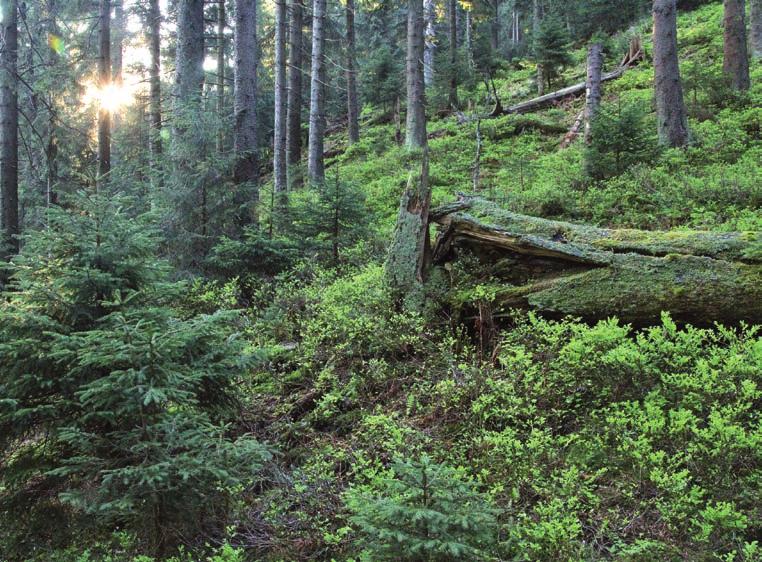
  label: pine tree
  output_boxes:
[533,15,572,90]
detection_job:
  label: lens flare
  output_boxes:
[84,82,135,114]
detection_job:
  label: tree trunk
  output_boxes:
[490,0,500,52]
[216,0,226,153]
[345,0,360,144]
[722,0,750,90]
[175,0,205,106]
[652,0,689,147]
[233,0,259,195]
[146,0,162,163]
[432,197,762,325]
[0,0,19,257]
[98,0,111,182]
[423,0,435,88]
[448,0,458,107]
[533,0,544,96]
[287,0,304,189]
[752,0,762,60]
[406,0,427,148]
[465,9,474,69]
[385,152,432,310]
[274,0,288,192]
[307,0,326,184]
[112,0,124,86]
[584,42,603,144]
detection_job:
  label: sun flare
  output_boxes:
[84,82,136,114]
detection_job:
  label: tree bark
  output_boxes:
[423,0,435,88]
[653,0,689,147]
[465,9,474,69]
[0,0,19,256]
[233,0,259,193]
[307,0,326,184]
[146,0,162,162]
[490,0,500,52]
[287,0,304,189]
[722,0,750,90]
[216,0,226,153]
[274,0,288,192]
[345,0,360,144]
[584,42,603,144]
[533,0,544,96]
[98,0,111,182]
[405,0,427,148]
[752,0,762,60]
[175,0,205,106]
[112,0,124,86]
[448,0,458,108]
[432,197,762,325]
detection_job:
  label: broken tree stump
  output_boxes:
[431,197,762,324]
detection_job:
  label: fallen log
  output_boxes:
[431,198,762,324]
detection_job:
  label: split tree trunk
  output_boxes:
[345,0,360,144]
[653,0,689,147]
[98,0,111,182]
[287,0,304,189]
[752,0,762,60]
[307,0,327,184]
[584,42,603,144]
[0,0,19,256]
[722,0,750,91]
[432,198,762,325]
[405,0,427,148]
[274,0,288,192]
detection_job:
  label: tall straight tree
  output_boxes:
[584,41,603,144]
[98,0,111,181]
[233,0,259,199]
[423,0,435,87]
[752,0,762,60]
[448,0,458,107]
[175,0,205,106]
[0,0,19,256]
[653,0,689,147]
[722,0,750,90]
[146,0,162,161]
[533,0,544,95]
[405,0,427,148]
[287,0,304,189]
[345,0,360,144]
[307,0,327,184]
[112,0,125,86]
[216,0,226,153]
[274,0,287,192]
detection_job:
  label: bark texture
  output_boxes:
[432,198,762,325]
[307,0,327,184]
[274,0,288,192]
[345,0,360,144]
[653,0,689,147]
[423,0,435,88]
[216,0,226,153]
[233,0,259,190]
[0,0,19,256]
[405,0,427,148]
[146,0,162,160]
[175,0,205,106]
[752,0,762,59]
[98,0,111,181]
[287,0,304,189]
[584,42,603,144]
[722,0,750,90]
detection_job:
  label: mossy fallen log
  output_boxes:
[431,198,762,324]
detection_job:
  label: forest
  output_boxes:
[0,0,761,560]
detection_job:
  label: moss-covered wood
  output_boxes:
[432,197,762,324]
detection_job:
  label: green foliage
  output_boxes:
[533,15,573,89]
[0,192,269,557]
[346,455,500,561]
[585,100,660,180]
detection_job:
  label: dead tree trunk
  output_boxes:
[722,0,750,91]
[431,197,762,325]
[584,42,603,144]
